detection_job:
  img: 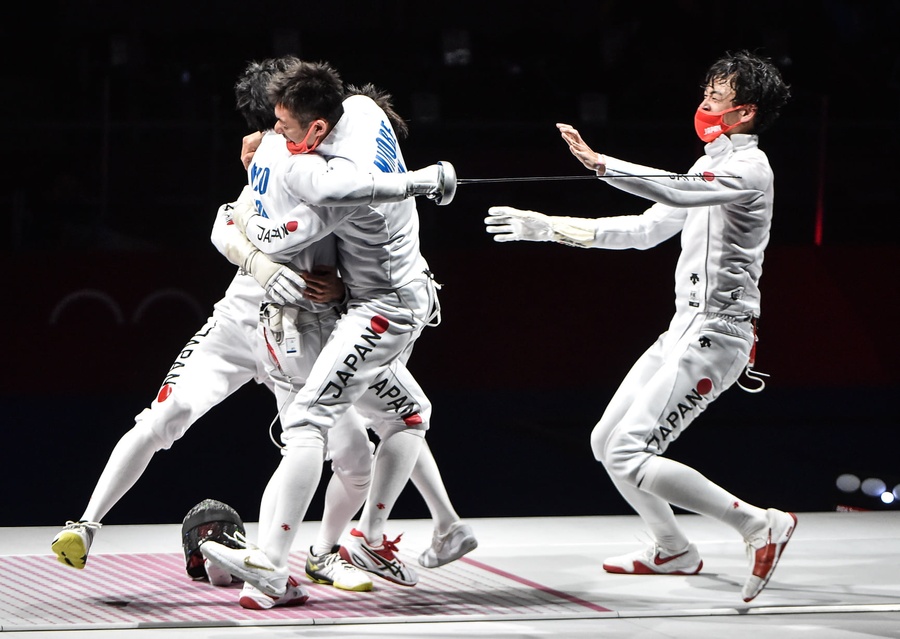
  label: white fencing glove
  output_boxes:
[210,200,308,306]
[485,206,596,248]
[243,250,308,306]
[211,202,245,264]
[485,206,553,242]
[225,185,259,234]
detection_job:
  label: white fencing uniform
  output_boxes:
[245,95,437,442]
[77,151,374,526]
[586,132,771,484]
[235,94,442,584]
[77,264,373,526]
[134,273,272,452]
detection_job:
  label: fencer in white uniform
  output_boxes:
[50,57,377,608]
[50,58,457,609]
[484,50,794,603]
[202,61,473,597]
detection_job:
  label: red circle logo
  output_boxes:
[371,315,389,333]
[697,378,713,394]
[286,220,298,232]
[157,384,173,403]
[702,171,716,182]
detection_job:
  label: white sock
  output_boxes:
[313,471,369,557]
[609,474,690,553]
[640,456,767,539]
[409,440,460,535]
[260,438,324,569]
[257,462,284,549]
[358,430,422,544]
[81,427,160,522]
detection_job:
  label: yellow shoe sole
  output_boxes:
[51,532,88,569]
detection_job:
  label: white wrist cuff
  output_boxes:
[550,217,596,248]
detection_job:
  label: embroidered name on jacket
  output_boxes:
[252,220,298,243]
[373,120,406,174]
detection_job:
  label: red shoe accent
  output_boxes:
[603,549,703,575]
[239,576,309,610]
[751,513,797,579]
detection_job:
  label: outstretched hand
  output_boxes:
[484,206,554,243]
[556,123,605,174]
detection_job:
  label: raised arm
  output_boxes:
[557,122,765,208]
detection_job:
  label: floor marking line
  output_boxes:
[459,556,613,613]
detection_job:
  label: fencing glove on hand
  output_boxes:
[244,251,308,306]
[210,202,307,306]
[406,161,457,205]
[225,185,259,234]
[370,161,457,205]
[484,206,595,248]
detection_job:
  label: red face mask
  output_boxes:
[286,121,322,155]
[694,105,744,142]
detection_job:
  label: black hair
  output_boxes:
[234,56,301,131]
[704,50,791,133]
[267,60,345,127]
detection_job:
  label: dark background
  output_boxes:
[2,0,898,528]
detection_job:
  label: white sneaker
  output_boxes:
[200,532,288,597]
[603,543,703,575]
[339,528,418,586]
[742,509,797,602]
[51,520,101,570]
[418,521,478,568]
[305,545,373,591]
[204,558,235,586]
[239,577,309,610]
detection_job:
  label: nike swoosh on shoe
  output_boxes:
[244,557,275,571]
[653,550,689,566]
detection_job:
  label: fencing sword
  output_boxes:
[458,173,741,184]
[433,161,740,205]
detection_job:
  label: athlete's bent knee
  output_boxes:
[282,424,327,450]
[133,406,186,451]
[121,421,168,454]
[603,430,652,486]
[331,446,374,481]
